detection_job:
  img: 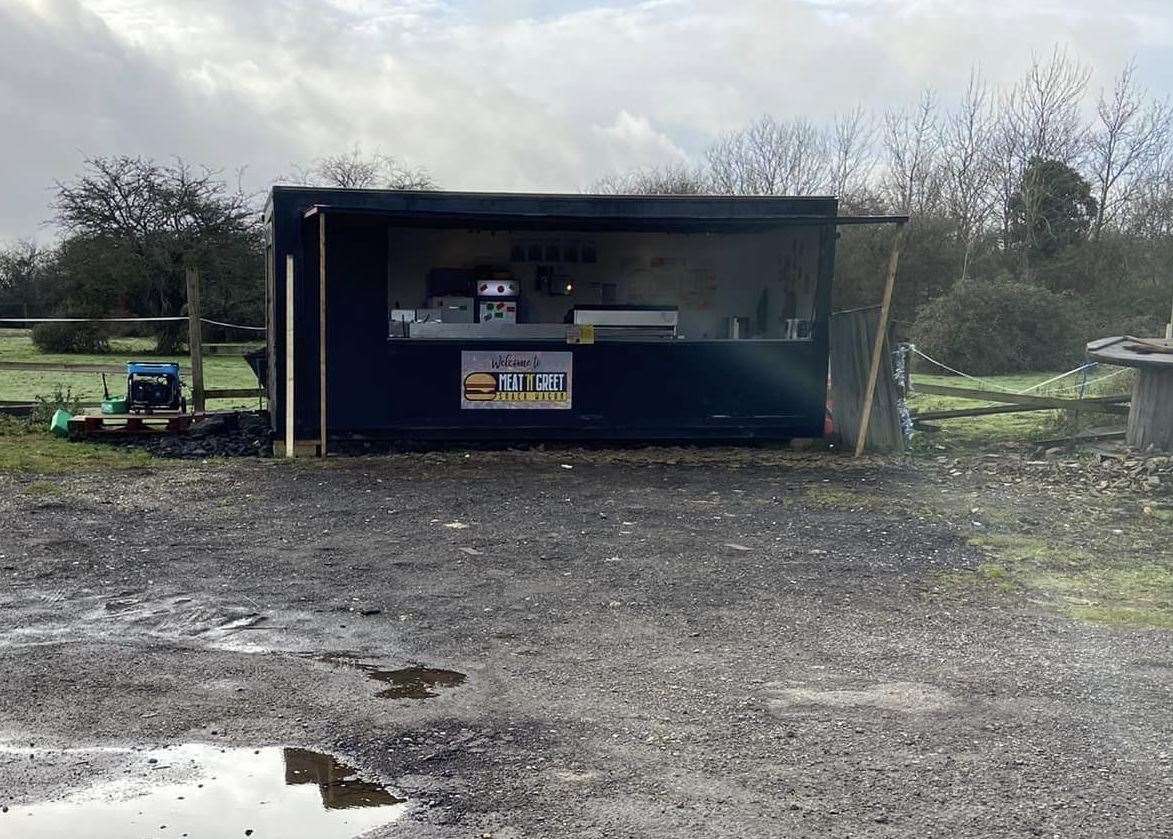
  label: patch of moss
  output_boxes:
[968,533,1096,570]
[966,532,1173,631]
[801,483,883,510]
[1065,605,1173,630]
[22,480,64,497]
[976,563,1017,591]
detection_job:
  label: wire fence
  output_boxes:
[910,346,1130,398]
[0,316,264,332]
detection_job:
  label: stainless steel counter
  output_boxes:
[395,322,676,341]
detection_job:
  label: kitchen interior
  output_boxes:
[386,226,819,342]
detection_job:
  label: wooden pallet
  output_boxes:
[68,412,196,438]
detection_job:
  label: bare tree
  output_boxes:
[1088,61,1172,237]
[939,70,997,270]
[990,47,1091,247]
[705,127,755,195]
[706,115,830,196]
[51,156,262,351]
[0,240,45,318]
[1125,147,1173,238]
[53,156,257,245]
[1013,47,1090,164]
[591,162,710,195]
[829,106,877,209]
[295,145,435,190]
[881,88,942,215]
[989,101,1027,248]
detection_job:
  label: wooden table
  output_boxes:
[1087,337,1173,451]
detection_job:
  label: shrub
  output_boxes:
[911,274,1085,375]
[0,413,31,436]
[31,320,110,353]
[31,385,84,427]
[0,386,85,437]
[1087,312,1165,341]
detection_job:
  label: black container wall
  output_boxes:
[332,340,828,439]
[266,188,840,442]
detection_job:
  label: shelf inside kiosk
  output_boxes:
[386,228,819,342]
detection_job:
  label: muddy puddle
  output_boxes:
[4,744,406,838]
[314,654,466,700]
[369,666,466,699]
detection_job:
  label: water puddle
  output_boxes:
[368,666,466,700]
[313,654,466,700]
[4,744,407,838]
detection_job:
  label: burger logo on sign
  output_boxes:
[463,372,497,401]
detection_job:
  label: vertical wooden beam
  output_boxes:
[318,212,327,457]
[1127,367,1173,452]
[185,266,205,414]
[854,222,908,458]
[285,254,295,459]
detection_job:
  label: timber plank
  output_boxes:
[204,387,265,399]
[914,403,1129,421]
[915,382,1130,408]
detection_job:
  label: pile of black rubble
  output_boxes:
[112,411,272,459]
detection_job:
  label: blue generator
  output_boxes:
[126,362,185,413]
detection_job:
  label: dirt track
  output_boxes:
[0,448,1170,837]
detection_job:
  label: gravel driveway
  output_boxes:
[0,448,1169,837]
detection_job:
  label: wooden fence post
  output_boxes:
[185,266,205,414]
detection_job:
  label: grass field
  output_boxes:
[0,421,160,472]
[0,327,1134,455]
[0,328,262,411]
[908,365,1134,450]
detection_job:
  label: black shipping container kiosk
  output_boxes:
[264,187,895,455]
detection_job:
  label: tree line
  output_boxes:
[1,48,1169,371]
[595,49,1171,372]
[0,148,433,353]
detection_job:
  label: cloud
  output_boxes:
[2,0,1172,239]
[590,110,689,178]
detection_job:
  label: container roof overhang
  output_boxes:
[275,187,906,233]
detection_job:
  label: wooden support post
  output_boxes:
[1128,367,1173,451]
[185,266,205,414]
[854,222,908,458]
[285,254,295,459]
[319,212,327,457]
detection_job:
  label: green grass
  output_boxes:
[968,533,1097,569]
[908,367,1133,451]
[22,480,65,496]
[963,533,1173,631]
[1066,605,1173,630]
[800,483,884,510]
[0,328,262,411]
[976,562,1016,591]
[0,433,158,473]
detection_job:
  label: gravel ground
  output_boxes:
[0,447,1169,838]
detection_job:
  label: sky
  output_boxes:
[2,0,1173,240]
